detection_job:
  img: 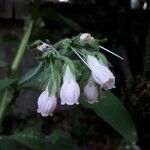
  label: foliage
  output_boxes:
[81,92,137,143]
[0,128,79,150]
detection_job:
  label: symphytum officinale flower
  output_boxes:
[84,76,99,104]
[60,65,80,105]
[37,84,57,117]
[87,55,115,90]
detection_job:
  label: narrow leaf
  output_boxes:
[10,128,79,150]
[0,137,22,150]
[45,129,79,150]
[81,92,137,143]
[0,78,16,90]
[19,62,44,86]
[11,128,45,150]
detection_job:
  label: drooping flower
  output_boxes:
[84,76,98,104]
[87,55,115,90]
[37,85,57,117]
[80,33,94,41]
[60,65,80,105]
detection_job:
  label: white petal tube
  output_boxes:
[84,76,98,104]
[60,66,80,105]
[87,55,115,90]
[37,87,57,117]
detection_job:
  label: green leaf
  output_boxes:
[19,62,44,86]
[21,68,49,90]
[10,128,79,150]
[0,19,33,122]
[0,59,8,68]
[0,78,16,91]
[45,129,79,150]
[11,128,45,150]
[0,137,23,150]
[81,92,137,143]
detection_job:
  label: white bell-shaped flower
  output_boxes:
[37,85,57,117]
[80,33,94,41]
[87,55,115,90]
[60,65,80,105]
[84,76,98,104]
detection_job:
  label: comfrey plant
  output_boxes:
[30,33,123,117]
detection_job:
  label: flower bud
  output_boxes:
[87,55,115,90]
[37,85,57,117]
[60,65,80,105]
[80,33,94,41]
[37,43,49,52]
[84,76,98,104]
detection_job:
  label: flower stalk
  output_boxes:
[0,19,33,122]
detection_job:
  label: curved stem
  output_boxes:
[0,89,9,120]
[0,19,33,122]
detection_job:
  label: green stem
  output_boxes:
[50,57,55,83]
[0,19,33,122]
[0,89,9,120]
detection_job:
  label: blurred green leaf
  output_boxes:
[10,127,78,150]
[19,62,44,86]
[0,19,33,122]
[45,129,79,150]
[0,137,23,150]
[0,60,8,68]
[0,78,16,91]
[21,68,49,90]
[34,7,81,31]
[11,128,45,150]
[81,92,138,143]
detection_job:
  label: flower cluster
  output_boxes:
[34,33,119,117]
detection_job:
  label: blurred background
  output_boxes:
[0,0,150,149]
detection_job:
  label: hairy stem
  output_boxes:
[0,19,33,122]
